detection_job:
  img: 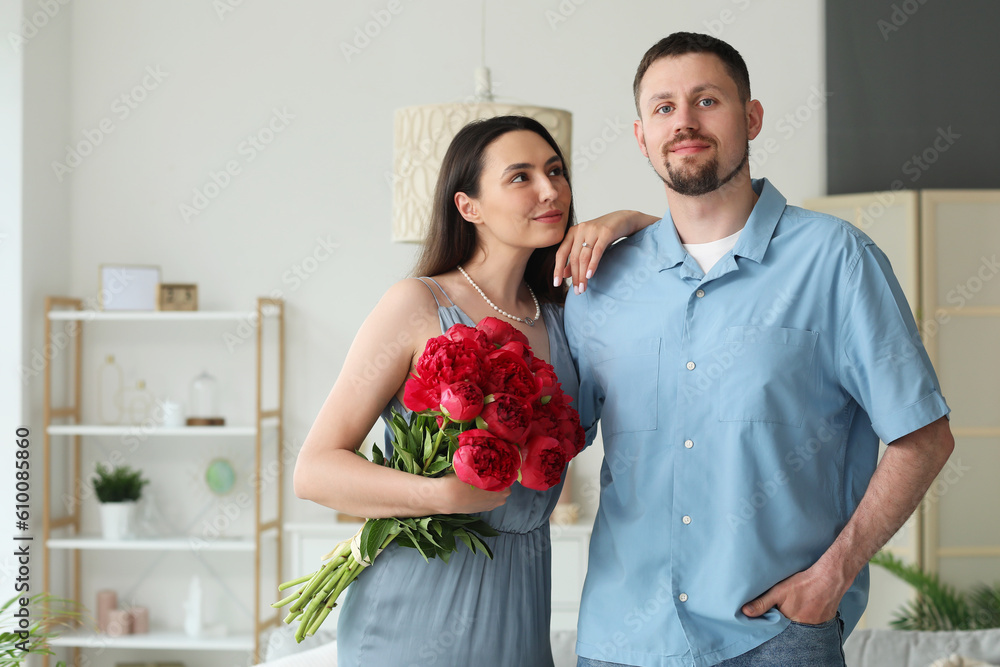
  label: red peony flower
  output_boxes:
[482,349,538,401]
[404,336,487,414]
[439,382,484,422]
[528,398,560,439]
[519,435,568,491]
[478,393,533,444]
[403,374,441,413]
[550,401,585,458]
[530,358,561,399]
[453,429,521,492]
[499,340,534,365]
[477,317,529,348]
[561,422,586,458]
[445,323,489,349]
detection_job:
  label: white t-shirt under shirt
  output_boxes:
[682,228,743,274]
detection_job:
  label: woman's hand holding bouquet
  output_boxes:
[273,317,584,642]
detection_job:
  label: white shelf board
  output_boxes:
[47,424,260,436]
[49,629,253,651]
[47,310,273,321]
[47,535,256,552]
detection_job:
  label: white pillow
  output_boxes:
[930,656,998,667]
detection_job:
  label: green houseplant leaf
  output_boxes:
[870,551,1000,631]
[1,592,82,666]
[91,463,149,503]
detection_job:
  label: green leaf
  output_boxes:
[970,583,1000,629]
[395,446,417,475]
[468,533,494,559]
[92,463,149,502]
[463,517,500,538]
[422,430,435,464]
[389,415,408,445]
[361,518,395,561]
[870,551,978,630]
[400,526,430,561]
[424,459,452,476]
[417,525,442,550]
[454,529,474,553]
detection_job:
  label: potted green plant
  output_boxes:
[92,463,149,540]
[1,592,82,666]
[871,551,1000,630]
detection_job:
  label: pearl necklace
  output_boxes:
[457,265,540,326]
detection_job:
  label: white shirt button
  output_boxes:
[682,515,692,524]
[684,439,694,449]
[679,593,688,602]
[686,361,696,370]
[695,289,705,298]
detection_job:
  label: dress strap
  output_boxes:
[414,277,441,308]
[418,276,456,307]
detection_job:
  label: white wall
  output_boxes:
[61,0,825,515]
[19,1,826,664]
[0,0,26,612]
[2,0,73,649]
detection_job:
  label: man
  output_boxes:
[564,32,954,667]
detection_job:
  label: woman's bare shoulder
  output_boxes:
[379,277,439,307]
[369,278,442,329]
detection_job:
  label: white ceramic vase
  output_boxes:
[99,500,136,540]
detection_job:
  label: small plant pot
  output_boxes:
[99,501,137,540]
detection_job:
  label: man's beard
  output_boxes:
[659,140,751,197]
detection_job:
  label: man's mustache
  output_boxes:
[662,133,717,156]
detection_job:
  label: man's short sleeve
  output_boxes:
[564,290,604,448]
[837,243,950,444]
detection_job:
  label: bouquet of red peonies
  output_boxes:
[272,317,584,642]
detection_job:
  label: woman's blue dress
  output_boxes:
[336,280,579,667]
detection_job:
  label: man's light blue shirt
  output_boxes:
[564,178,950,667]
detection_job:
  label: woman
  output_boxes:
[293,115,656,666]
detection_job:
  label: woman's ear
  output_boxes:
[454,192,482,224]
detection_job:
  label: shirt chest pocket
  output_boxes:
[718,326,819,427]
[592,337,660,436]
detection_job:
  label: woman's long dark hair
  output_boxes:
[411,115,573,304]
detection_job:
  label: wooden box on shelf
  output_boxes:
[156,283,198,311]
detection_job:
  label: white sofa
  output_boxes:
[844,628,1000,667]
[256,627,1000,666]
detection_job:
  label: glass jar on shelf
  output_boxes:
[188,369,224,426]
[127,379,154,424]
[97,354,124,425]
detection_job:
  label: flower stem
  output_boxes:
[424,417,450,469]
[287,555,341,613]
[296,572,344,642]
[273,590,301,608]
[277,572,315,592]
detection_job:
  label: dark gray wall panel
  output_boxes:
[826,0,1000,194]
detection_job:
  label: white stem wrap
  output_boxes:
[349,525,385,568]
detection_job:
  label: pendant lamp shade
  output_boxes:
[391,102,572,242]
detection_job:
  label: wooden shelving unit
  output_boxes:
[42,296,285,665]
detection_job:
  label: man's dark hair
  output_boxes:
[633,32,751,114]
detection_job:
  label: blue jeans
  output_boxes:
[577,614,846,667]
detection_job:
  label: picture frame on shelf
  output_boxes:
[99,264,161,311]
[157,283,198,311]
